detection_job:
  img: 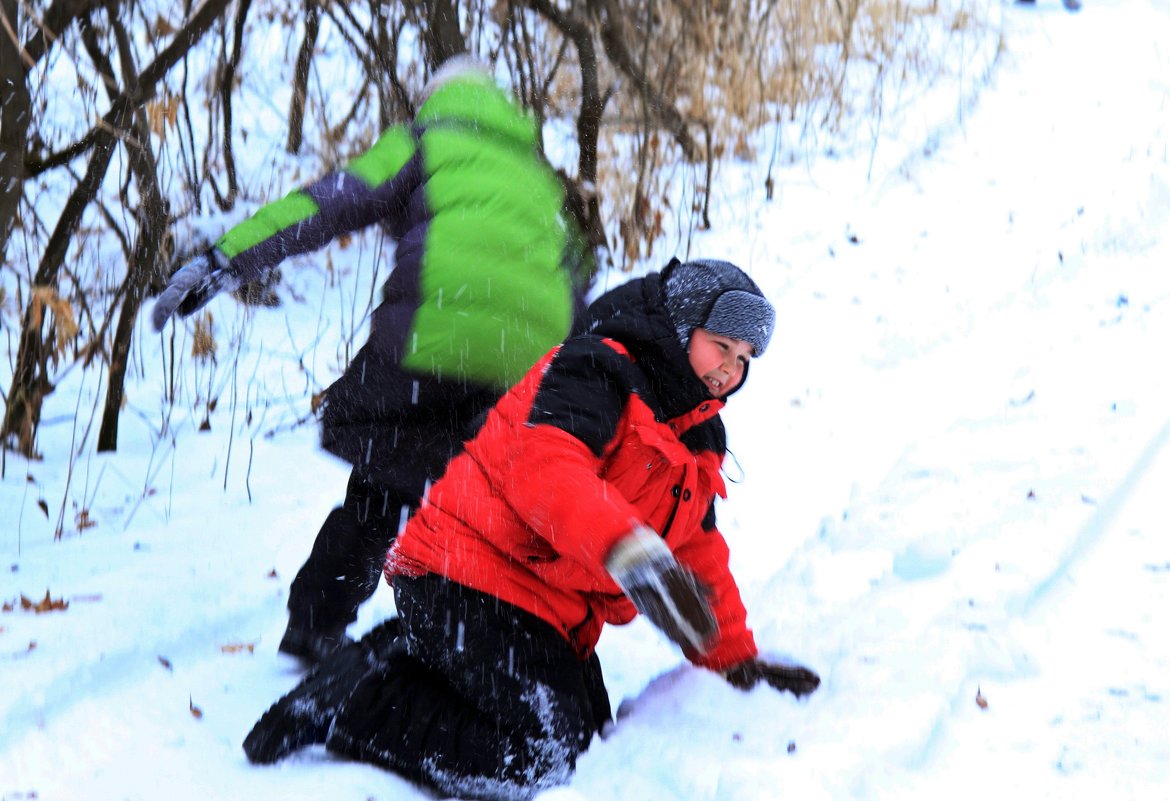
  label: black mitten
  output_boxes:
[606,525,717,652]
[724,658,821,697]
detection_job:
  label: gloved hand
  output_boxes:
[723,658,821,698]
[605,525,717,652]
[151,249,238,332]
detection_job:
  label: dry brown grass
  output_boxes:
[594,0,997,266]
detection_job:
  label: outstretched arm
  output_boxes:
[675,523,820,696]
[216,126,419,284]
[152,125,418,330]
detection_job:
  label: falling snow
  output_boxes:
[3,3,1170,800]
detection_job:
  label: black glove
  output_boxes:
[724,658,821,698]
[151,249,238,332]
[606,525,718,652]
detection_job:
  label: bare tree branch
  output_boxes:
[325,1,413,124]
[520,0,609,257]
[593,0,696,160]
[20,0,94,72]
[3,0,232,455]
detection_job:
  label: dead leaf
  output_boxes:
[75,508,97,532]
[30,286,78,369]
[266,569,279,579]
[158,656,173,671]
[189,696,203,719]
[2,600,13,612]
[976,687,989,710]
[220,642,256,655]
[146,92,181,142]
[147,100,165,139]
[191,311,217,361]
[154,14,177,37]
[37,499,49,518]
[21,591,69,614]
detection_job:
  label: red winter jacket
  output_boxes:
[387,273,758,671]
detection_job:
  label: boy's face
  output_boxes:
[687,328,753,398]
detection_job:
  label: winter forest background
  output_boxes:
[0,0,997,465]
[3,1,1169,799]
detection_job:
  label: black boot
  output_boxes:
[245,641,370,763]
[245,618,404,764]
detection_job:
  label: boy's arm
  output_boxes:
[216,125,419,284]
[501,409,720,653]
[674,515,820,696]
[153,126,418,329]
[671,520,759,671]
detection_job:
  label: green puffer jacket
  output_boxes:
[215,71,579,390]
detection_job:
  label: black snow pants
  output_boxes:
[285,470,417,634]
[326,574,613,801]
[287,339,498,636]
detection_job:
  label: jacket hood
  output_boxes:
[584,271,747,418]
[414,71,537,150]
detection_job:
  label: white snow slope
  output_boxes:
[3,1,1169,799]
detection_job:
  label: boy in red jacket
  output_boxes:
[244,258,820,800]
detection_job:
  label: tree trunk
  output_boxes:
[217,0,253,209]
[287,0,320,153]
[95,9,172,452]
[422,0,465,72]
[0,0,30,266]
[525,0,609,254]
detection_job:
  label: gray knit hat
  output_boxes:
[661,258,775,355]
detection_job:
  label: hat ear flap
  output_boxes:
[662,256,683,280]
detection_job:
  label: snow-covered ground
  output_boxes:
[4,1,1170,799]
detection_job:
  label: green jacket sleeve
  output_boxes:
[214,126,418,283]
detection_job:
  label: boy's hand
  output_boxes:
[724,658,821,697]
[606,525,717,652]
[151,249,238,332]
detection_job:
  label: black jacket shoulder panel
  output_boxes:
[528,336,639,457]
